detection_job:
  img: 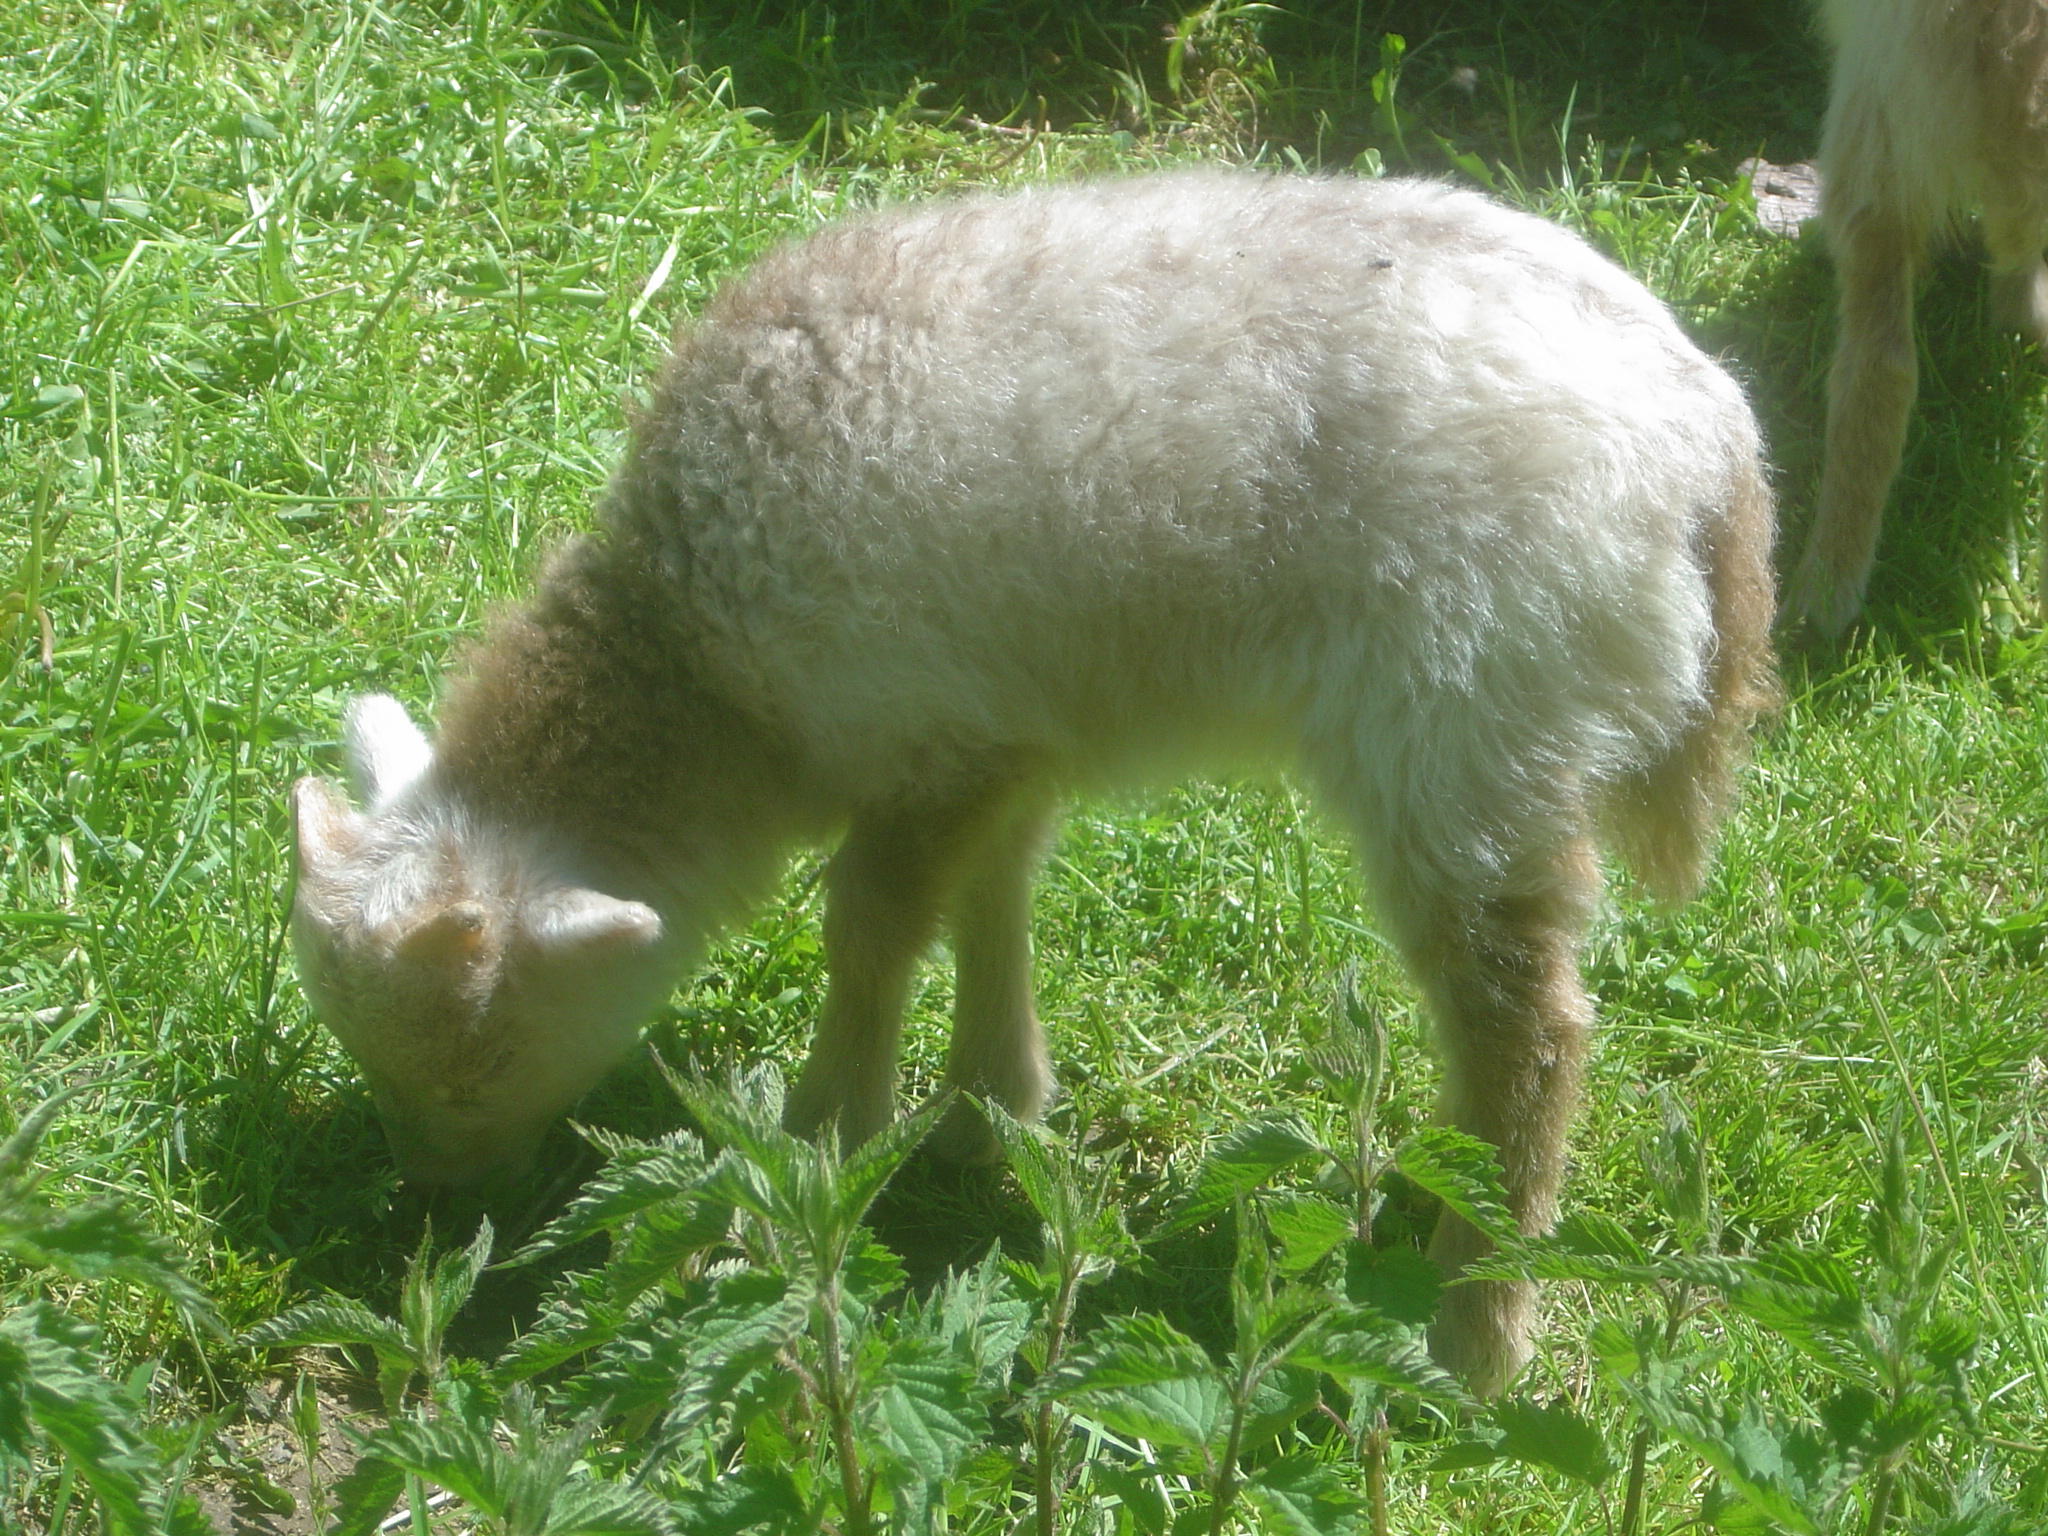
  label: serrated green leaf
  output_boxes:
[242,1295,411,1363]
[1051,1314,1226,1451]
[1585,1316,1646,1379]
[506,1133,710,1265]
[864,1332,987,1489]
[1394,1128,1518,1247]
[419,1218,494,1358]
[1341,1242,1440,1324]
[1269,1195,1353,1276]
[1162,1117,1326,1236]
[662,1270,810,1443]
[672,1466,811,1536]
[0,1302,168,1536]
[836,1091,953,1229]
[0,1081,94,1182]
[1284,1308,1465,1403]
[1240,1454,1367,1536]
[1641,1086,1715,1247]
[1428,1436,1503,1472]
[1089,1462,1172,1536]
[1608,1382,1825,1535]
[903,1248,1032,1391]
[322,1451,408,1536]
[532,1471,677,1536]
[1488,1397,1615,1486]
[602,1196,738,1305]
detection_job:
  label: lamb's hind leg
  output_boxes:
[784,783,1020,1149]
[928,798,1058,1164]
[1374,835,1602,1397]
[1787,200,1923,639]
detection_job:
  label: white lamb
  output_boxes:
[289,170,1777,1392]
[1785,0,2048,636]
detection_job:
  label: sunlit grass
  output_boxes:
[3,0,2045,1528]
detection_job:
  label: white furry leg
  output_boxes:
[1787,203,1921,639]
[783,807,957,1149]
[929,802,1056,1165]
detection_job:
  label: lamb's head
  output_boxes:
[289,696,668,1186]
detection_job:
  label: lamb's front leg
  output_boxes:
[929,802,1057,1164]
[784,809,957,1148]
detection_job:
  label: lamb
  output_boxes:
[288,169,1777,1393]
[1785,0,2048,637]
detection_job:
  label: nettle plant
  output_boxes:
[0,1084,220,1536]
[232,991,2012,1536]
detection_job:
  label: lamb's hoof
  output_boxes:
[1780,558,1865,645]
[923,1096,1008,1167]
[1428,1274,1535,1401]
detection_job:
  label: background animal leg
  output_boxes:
[1789,204,1922,637]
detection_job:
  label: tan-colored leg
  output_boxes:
[1981,209,2048,616]
[1379,839,1601,1396]
[783,784,1018,1149]
[929,801,1057,1164]
[1787,204,1923,638]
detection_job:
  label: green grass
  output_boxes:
[3,0,2046,1529]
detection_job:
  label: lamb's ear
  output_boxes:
[394,900,492,965]
[344,694,433,808]
[524,888,663,957]
[292,777,364,878]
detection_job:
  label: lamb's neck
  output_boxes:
[427,537,815,922]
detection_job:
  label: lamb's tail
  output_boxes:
[1603,455,1781,903]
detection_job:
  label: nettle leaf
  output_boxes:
[1341,1241,1440,1325]
[1611,1382,1825,1536]
[1163,1116,1326,1236]
[1480,1210,1660,1286]
[988,1104,1135,1279]
[1285,1308,1465,1403]
[0,1199,218,1326]
[1240,1453,1368,1536]
[1487,1397,1615,1487]
[242,1296,412,1377]
[864,1332,988,1489]
[662,1270,810,1443]
[0,1081,92,1182]
[1394,1127,1518,1248]
[1586,1316,1653,1381]
[494,1274,659,1384]
[1712,1248,1869,1371]
[507,1131,710,1264]
[1239,1363,1326,1449]
[1269,1195,1353,1276]
[602,1196,738,1306]
[348,1413,506,1514]
[0,1302,169,1536]
[837,1092,953,1228]
[904,1248,1032,1393]
[672,1466,811,1536]
[1088,1462,1172,1536]
[324,1451,408,1536]
[537,1478,677,1536]
[1051,1313,1227,1453]
[1641,1086,1715,1248]
[403,1217,494,1362]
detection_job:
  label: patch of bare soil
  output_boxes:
[190,1368,377,1536]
